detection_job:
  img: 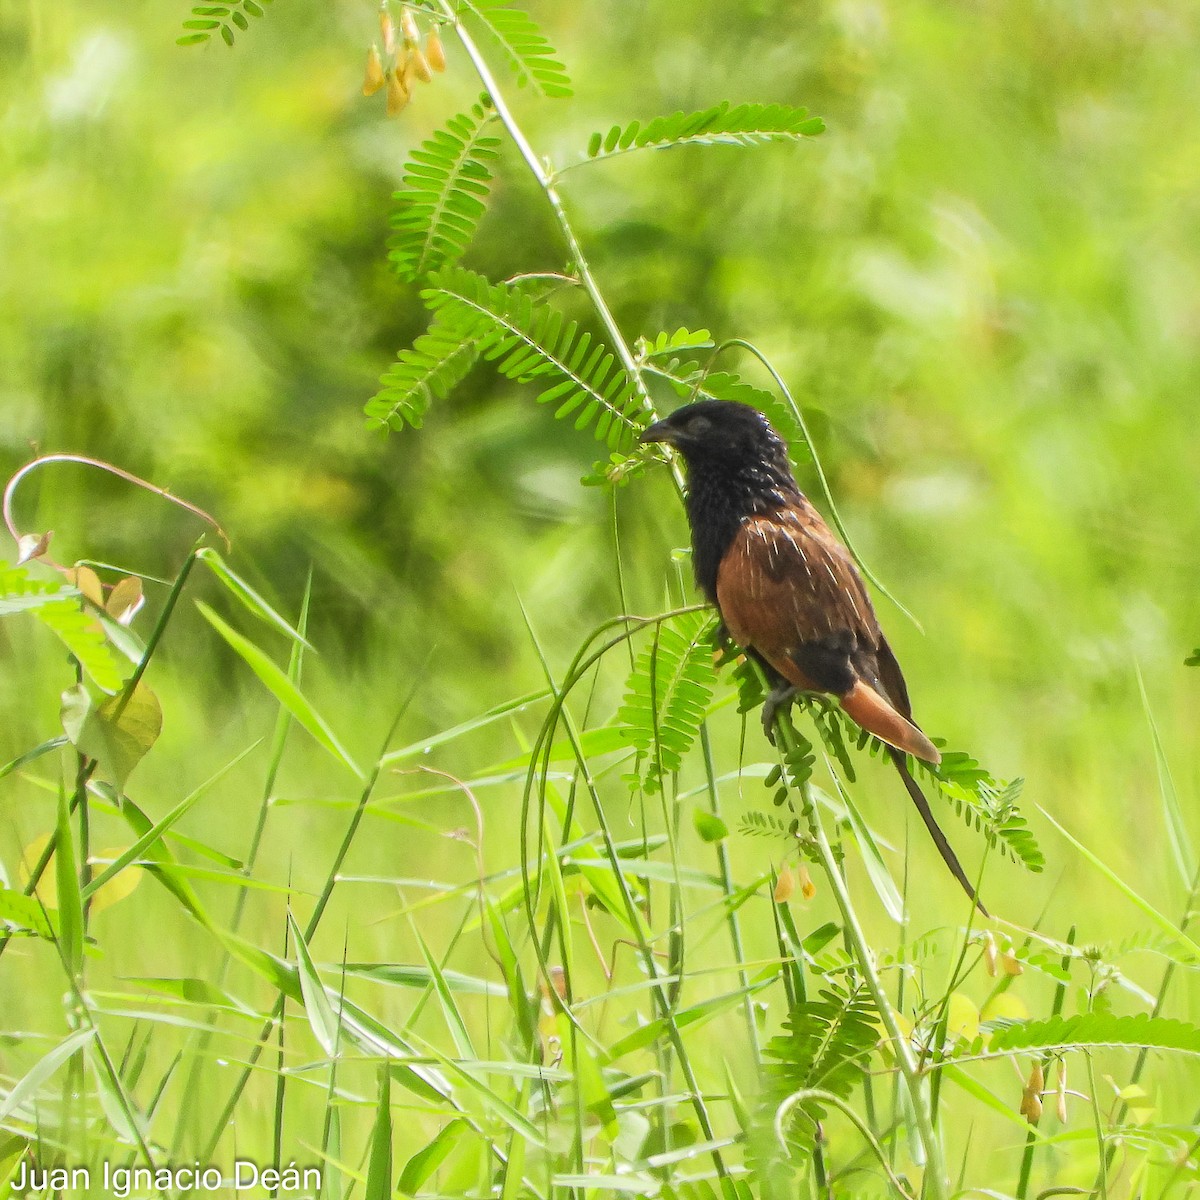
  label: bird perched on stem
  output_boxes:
[641,399,986,915]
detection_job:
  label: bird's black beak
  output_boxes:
[640,418,675,446]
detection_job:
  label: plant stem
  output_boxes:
[777,721,948,1200]
[700,721,762,1065]
[441,11,651,413]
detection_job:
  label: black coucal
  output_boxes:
[641,399,986,915]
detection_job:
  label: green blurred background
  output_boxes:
[3,0,1200,1169]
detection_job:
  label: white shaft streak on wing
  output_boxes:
[747,528,764,601]
[841,560,864,623]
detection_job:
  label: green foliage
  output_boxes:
[617,613,717,793]
[1186,648,1199,666]
[366,311,486,431]
[924,751,1044,873]
[761,982,879,1148]
[0,561,125,693]
[988,1013,1200,1057]
[8,1,1200,1196]
[60,681,163,790]
[460,0,572,97]
[813,701,1044,873]
[420,266,644,449]
[389,102,502,284]
[738,811,799,841]
[779,726,817,791]
[177,0,272,47]
[585,102,825,161]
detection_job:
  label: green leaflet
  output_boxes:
[61,681,163,790]
[177,0,272,47]
[760,982,879,1156]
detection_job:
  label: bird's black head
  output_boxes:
[641,400,802,600]
[641,400,795,486]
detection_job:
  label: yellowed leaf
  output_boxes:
[105,575,144,625]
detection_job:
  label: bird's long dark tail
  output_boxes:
[887,748,989,917]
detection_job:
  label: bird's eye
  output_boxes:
[687,414,712,435]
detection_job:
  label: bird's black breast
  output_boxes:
[686,483,743,604]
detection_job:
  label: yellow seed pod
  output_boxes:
[409,47,433,83]
[362,44,386,95]
[379,4,395,55]
[799,863,816,900]
[773,866,795,903]
[400,8,420,47]
[1028,1061,1044,1094]
[982,931,998,977]
[400,51,419,91]
[1055,1062,1068,1123]
[385,68,410,116]
[1000,951,1023,976]
[1020,1090,1043,1125]
[426,28,446,71]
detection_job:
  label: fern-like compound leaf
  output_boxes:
[761,982,879,1158]
[617,612,718,794]
[987,1012,1200,1057]
[177,0,273,47]
[365,314,485,432]
[923,752,1045,873]
[738,811,799,841]
[459,0,572,97]
[585,102,824,163]
[810,706,1045,873]
[422,267,644,450]
[389,103,502,283]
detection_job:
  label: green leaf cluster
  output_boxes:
[989,1012,1200,1057]
[366,311,487,432]
[586,102,825,161]
[178,0,271,47]
[923,752,1044,873]
[0,561,124,693]
[370,264,643,445]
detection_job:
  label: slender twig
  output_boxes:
[3,453,229,563]
[774,718,949,1200]
[776,1088,917,1200]
[700,722,762,1065]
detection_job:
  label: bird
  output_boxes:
[641,398,986,915]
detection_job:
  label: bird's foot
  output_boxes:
[762,684,799,745]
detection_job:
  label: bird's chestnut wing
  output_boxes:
[714,503,881,689]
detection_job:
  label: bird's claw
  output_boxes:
[762,684,799,745]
